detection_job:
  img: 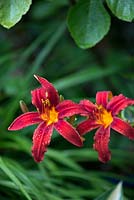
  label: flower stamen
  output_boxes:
[96,105,113,128]
[40,99,58,125]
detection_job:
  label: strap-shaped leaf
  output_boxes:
[106,0,134,22]
[67,0,110,49]
[94,182,123,200]
[0,0,32,28]
[107,182,123,200]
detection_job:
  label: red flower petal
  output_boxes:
[77,119,100,135]
[56,100,77,111]
[31,88,47,112]
[80,99,95,112]
[93,126,111,163]
[107,94,134,115]
[58,106,88,119]
[111,117,134,139]
[34,75,59,106]
[54,120,83,147]
[8,112,41,130]
[57,100,87,119]
[96,91,112,108]
[32,122,53,162]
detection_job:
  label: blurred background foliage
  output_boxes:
[0,0,134,199]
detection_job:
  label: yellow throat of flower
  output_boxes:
[96,105,113,128]
[40,99,58,125]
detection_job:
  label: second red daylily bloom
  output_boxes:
[8,75,85,162]
[77,91,134,163]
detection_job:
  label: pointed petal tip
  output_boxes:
[32,123,53,163]
[93,144,111,163]
[8,126,12,131]
[93,127,111,163]
[112,117,134,140]
[32,144,47,163]
[54,120,83,147]
[75,138,83,147]
[34,74,45,83]
[8,112,41,131]
[32,150,45,163]
[34,74,44,84]
[8,124,17,131]
[33,76,60,107]
[98,150,111,163]
[34,74,39,81]
[99,156,111,163]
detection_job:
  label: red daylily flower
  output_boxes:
[8,75,85,162]
[77,91,134,163]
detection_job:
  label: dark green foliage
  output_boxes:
[67,0,111,48]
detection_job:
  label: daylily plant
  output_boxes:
[8,76,134,163]
[77,91,134,163]
[8,75,85,162]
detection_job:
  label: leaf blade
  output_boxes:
[0,0,32,28]
[94,182,123,200]
[67,0,111,49]
[106,0,134,22]
[0,157,32,200]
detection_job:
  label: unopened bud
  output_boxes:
[60,95,64,102]
[19,100,29,113]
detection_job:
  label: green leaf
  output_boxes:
[0,0,32,28]
[106,0,134,22]
[95,182,123,200]
[107,182,123,200]
[67,0,110,49]
[0,158,32,200]
[46,149,82,172]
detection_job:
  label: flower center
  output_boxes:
[96,105,113,128]
[40,99,58,125]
